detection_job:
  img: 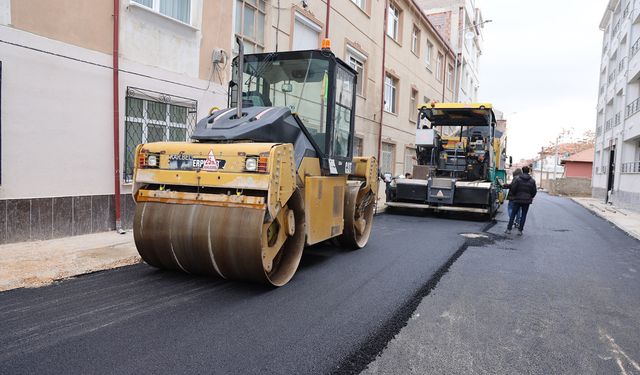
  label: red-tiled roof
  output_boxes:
[561,148,594,164]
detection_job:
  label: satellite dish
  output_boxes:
[464,31,475,40]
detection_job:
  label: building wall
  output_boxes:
[416,0,484,102]
[564,162,593,178]
[0,1,231,244]
[594,0,640,210]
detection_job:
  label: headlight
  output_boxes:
[245,157,258,171]
[147,155,158,167]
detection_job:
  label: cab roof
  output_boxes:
[418,103,495,127]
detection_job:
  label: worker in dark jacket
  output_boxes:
[506,166,537,235]
[503,168,523,227]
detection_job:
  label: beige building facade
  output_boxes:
[0,0,453,244]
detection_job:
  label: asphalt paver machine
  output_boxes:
[386,103,506,218]
[131,40,378,286]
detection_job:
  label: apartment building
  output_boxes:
[416,0,485,102]
[0,0,454,244]
[594,0,640,209]
[0,0,233,244]
[238,0,455,176]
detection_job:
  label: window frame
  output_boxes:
[425,40,433,69]
[387,3,400,42]
[409,87,418,123]
[435,52,444,82]
[411,25,421,56]
[351,0,365,11]
[384,72,399,114]
[381,142,396,176]
[235,0,267,54]
[131,0,192,25]
[346,45,367,98]
[446,64,454,90]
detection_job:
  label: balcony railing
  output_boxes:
[608,69,616,84]
[624,2,630,18]
[613,19,621,36]
[618,57,626,73]
[632,37,640,57]
[626,97,640,118]
[596,125,603,136]
[615,112,622,126]
[606,119,613,130]
[622,161,640,173]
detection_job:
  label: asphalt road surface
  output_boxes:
[0,209,487,374]
[365,193,640,374]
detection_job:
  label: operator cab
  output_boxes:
[224,49,358,173]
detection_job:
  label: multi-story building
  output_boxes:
[0,0,233,244]
[594,0,640,208]
[416,0,486,102]
[0,0,454,244]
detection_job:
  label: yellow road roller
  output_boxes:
[131,40,378,286]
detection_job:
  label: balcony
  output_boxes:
[624,98,640,140]
[628,37,640,81]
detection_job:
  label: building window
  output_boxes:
[354,136,364,156]
[235,0,266,53]
[387,3,400,41]
[446,64,454,90]
[347,47,366,97]
[404,147,416,174]
[411,25,420,55]
[436,52,444,81]
[425,40,433,68]
[410,88,418,122]
[292,12,322,50]
[381,142,396,175]
[384,73,398,113]
[132,0,192,24]
[124,88,197,183]
[351,0,365,10]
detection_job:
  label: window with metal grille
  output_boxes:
[131,0,192,24]
[235,0,266,54]
[124,87,197,183]
[381,142,395,175]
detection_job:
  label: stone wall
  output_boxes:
[549,178,592,197]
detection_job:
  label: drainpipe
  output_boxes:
[325,0,330,38]
[377,0,389,163]
[112,0,124,233]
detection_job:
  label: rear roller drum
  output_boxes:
[340,184,375,249]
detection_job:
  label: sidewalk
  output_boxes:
[572,197,640,240]
[0,231,139,292]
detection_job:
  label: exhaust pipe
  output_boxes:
[236,36,244,119]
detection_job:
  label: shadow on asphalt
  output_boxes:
[384,206,498,222]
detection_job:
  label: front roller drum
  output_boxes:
[133,190,306,286]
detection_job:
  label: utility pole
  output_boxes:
[540,146,545,189]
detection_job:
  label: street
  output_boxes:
[2,193,640,374]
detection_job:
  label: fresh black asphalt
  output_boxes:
[364,193,640,374]
[0,210,485,374]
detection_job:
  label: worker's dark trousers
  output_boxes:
[508,202,530,231]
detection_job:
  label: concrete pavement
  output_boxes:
[0,231,139,291]
[573,196,640,241]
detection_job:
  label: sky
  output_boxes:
[477,0,605,161]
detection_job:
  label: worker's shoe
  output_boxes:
[517,229,523,236]
[505,228,512,234]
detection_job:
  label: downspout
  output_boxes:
[112,0,123,233]
[325,0,330,38]
[377,0,389,163]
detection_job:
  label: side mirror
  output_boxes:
[282,82,293,93]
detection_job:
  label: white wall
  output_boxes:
[121,0,203,78]
[0,0,9,25]
[0,24,226,200]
